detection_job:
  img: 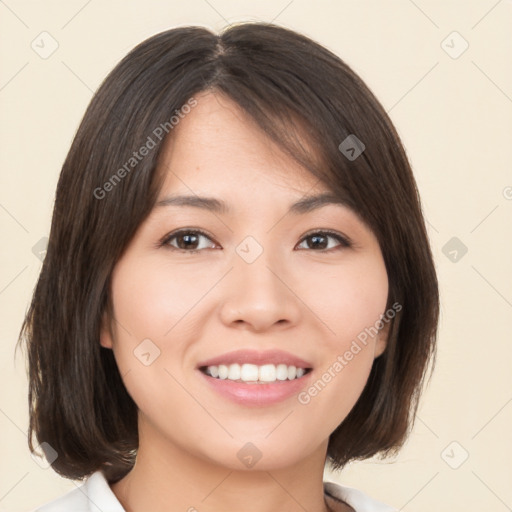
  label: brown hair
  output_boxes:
[18,22,439,483]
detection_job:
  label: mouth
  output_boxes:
[199,363,313,384]
[195,349,314,406]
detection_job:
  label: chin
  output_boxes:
[195,436,320,473]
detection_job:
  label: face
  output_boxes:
[100,91,390,471]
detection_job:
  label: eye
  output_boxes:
[161,229,218,253]
[160,228,352,254]
[296,230,352,251]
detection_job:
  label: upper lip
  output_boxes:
[196,349,313,369]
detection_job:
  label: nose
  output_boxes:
[218,248,301,333]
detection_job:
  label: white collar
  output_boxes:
[324,480,397,511]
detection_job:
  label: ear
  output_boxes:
[99,309,114,349]
[374,318,391,358]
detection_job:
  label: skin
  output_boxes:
[100,91,390,512]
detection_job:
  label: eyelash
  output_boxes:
[159,228,352,254]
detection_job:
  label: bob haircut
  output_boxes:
[18,22,439,483]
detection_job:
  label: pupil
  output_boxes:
[310,235,326,249]
[180,233,197,249]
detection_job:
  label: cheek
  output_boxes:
[110,258,214,342]
[107,258,218,408]
[106,261,178,388]
[296,254,389,343]
[294,255,388,426]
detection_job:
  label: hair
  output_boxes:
[18,21,439,483]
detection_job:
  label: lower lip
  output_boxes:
[197,369,313,406]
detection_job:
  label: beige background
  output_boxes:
[1,1,511,511]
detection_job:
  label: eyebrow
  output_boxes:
[154,193,354,215]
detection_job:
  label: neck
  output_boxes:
[109,417,346,512]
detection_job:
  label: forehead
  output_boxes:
[156,91,324,200]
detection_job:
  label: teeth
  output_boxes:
[203,363,310,383]
[227,363,241,380]
[218,365,229,379]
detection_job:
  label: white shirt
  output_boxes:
[32,471,397,512]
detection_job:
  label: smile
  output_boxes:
[200,363,312,383]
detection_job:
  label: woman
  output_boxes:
[20,22,439,512]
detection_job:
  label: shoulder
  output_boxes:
[31,471,125,512]
[324,480,398,512]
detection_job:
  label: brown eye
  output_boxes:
[162,229,217,253]
[296,231,351,251]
